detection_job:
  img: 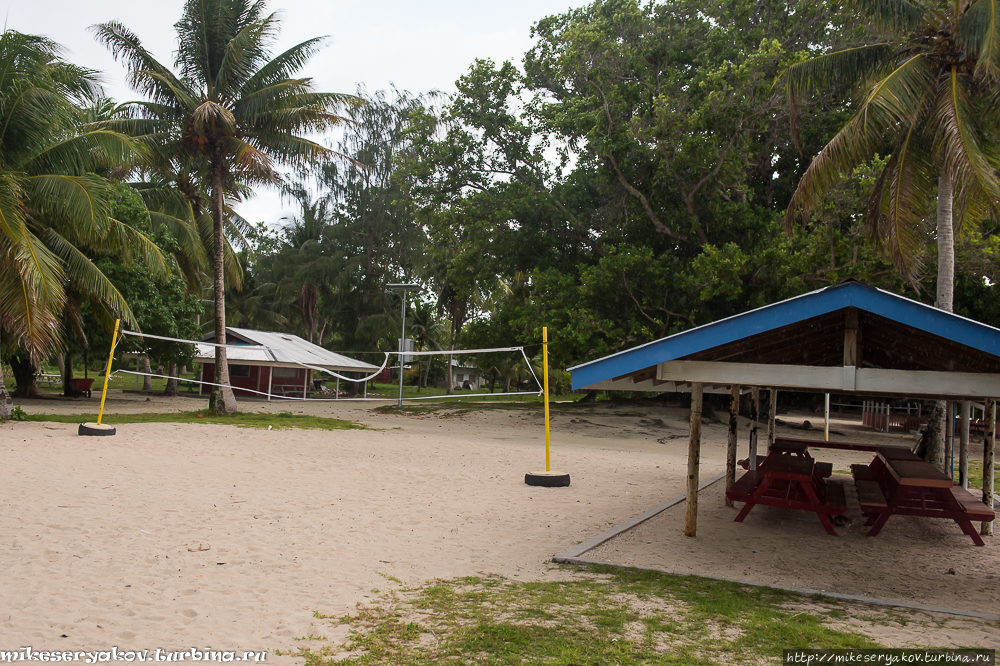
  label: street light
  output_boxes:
[387,283,421,408]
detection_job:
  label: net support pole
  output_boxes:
[543,327,551,472]
[685,382,704,537]
[267,368,272,401]
[96,319,120,426]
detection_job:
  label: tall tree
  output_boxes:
[0,31,164,405]
[783,0,1000,468]
[95,0,358,414]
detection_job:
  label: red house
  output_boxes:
[196,328,382,399]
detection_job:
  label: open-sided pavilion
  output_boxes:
[568,280,998,539]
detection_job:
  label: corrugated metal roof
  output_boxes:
[569,280,1000,390]
[196,328,381,372]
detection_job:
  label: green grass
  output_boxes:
[21,410,363,431]
[5,363,194,395]
[965,459,999,491]
[285,566,886,665]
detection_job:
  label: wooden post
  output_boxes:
[767,389,777,449]
[725,385,740,507]
[944,401,954,478]
[749,387,759,470]
[824,393,830,441]
[685,382,704,537]
[960,400,970,489]
[336,376,340,399]
[303,369,310,398]
[983,399,995,537]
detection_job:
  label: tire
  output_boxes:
[524,471,571,487]
[79,422,116,436]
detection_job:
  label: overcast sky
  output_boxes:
[7,0,584,226]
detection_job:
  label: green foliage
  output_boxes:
[0,30,157,363]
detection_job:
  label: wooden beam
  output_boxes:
[656,360,1000,398]
[844,307,861,368]
[659,361,844,390]
[725,385,740,507]
[685,383,703,537]
[767,388,777,447]
[983,399,996,538]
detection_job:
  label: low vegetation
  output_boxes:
[21,410,363,431]
[286,566,882,665]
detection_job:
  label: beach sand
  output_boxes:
[1,391,997,657]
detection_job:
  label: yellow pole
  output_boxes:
[543,327,550,472]
[96,319,120,426]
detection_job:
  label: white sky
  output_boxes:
[6,0,584,226]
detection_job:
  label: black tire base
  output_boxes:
[79,422,116,436]
[525,470,571,487]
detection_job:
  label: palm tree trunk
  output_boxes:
[927,172,955,471]
[142,357,153,391]
[209,155,237,415]
[164,362,179,396]
[936,172,955,313]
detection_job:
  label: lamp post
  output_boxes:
[387,283,421,408]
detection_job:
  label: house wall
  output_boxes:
[200,363,308,397]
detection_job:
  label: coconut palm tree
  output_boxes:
[784,0,1000,303]
[0,31,164,405]
[783,0,1000,469]
[94,0,359,414]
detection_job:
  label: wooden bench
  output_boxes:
[179,380,199,393]
[950,485,996,522]
[726,470,761,502]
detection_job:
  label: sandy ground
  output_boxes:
[2,390,998,657]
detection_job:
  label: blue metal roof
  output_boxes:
[569,281,1000,390]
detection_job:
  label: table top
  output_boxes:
[876,446,922,461]
[883,458,953,488]
[761,453,815,477]
[770,440,810,452]
[773,437,883,453]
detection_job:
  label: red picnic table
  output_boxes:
[727,452,847,536]
[852,451,995,546]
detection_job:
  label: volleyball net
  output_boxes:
[111,329,543,402]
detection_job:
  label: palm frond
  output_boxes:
[785,44,897,94]
[24,130,144,176]
[25,174,115,237]
[91,21,197,108]
[933,69,1000,214]
[866,125,932,281]
[958,0,1000,82]
[39,227,137,327]
[851,0,929,36]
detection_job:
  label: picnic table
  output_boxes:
[727,451,847,536]
[36,373,62,389]
[851,451,995,546]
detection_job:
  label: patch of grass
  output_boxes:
[290,567,883,665]
[21,410,363,431]
[965,459,999,491]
